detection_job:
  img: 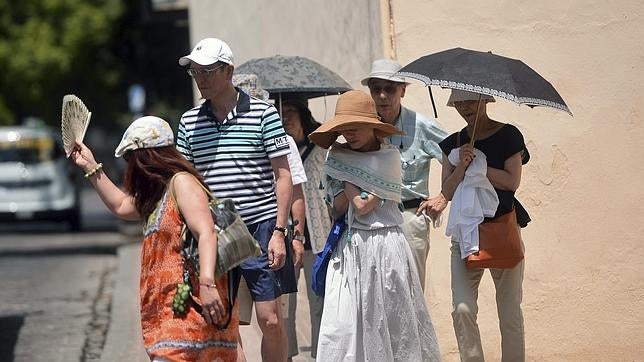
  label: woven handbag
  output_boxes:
[170,174,261,277]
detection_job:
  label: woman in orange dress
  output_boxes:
[71,116,239,361]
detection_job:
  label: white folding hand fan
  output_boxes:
[61,94,92,157]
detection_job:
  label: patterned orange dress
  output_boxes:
[139,187,239,361]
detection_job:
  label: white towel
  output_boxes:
[445,148,499,259]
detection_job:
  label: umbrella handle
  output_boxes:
[428,87,438,119]
[278,93,282,119]
[468,93,483,146]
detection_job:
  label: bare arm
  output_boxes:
[291,184,306,235]
[442,146,522,199]
[272,155,293,233]
[172,174,225,325]
[173,174,217,282]
[269,154,292,269]
[343,182,381,216]
[486,152,522,191]
[416,156,448,220]
[70,141,139,220]
[330,188,349,219]
[441,144,474,201]
[418,192,448,221]
[290,183,306,268]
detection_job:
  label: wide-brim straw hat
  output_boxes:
[309,90,404,149]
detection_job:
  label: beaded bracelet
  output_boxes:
[84,163,103,179]
[199,282,217,289]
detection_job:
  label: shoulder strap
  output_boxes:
[300,141,316,162]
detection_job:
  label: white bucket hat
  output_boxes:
[114,116,174,157]
[446,89,496,107]
[178,38,234,67]
[361,59,409,86]
[233,73,269,101]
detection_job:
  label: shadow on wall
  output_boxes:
[0,314,24,361]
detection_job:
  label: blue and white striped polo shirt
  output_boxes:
[176,90,290,225]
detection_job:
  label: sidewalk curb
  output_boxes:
[100,242,148,362]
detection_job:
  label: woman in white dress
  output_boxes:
[309,90,441,361]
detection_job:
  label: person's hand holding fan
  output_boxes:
[61,95,91,158]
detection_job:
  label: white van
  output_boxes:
[0,125,81,231]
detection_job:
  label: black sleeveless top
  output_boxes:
[439,124,531,227]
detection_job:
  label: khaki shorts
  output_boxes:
[238,277,290,325]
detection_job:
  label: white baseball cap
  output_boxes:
[178,38,234,67]
[361,59,409,86]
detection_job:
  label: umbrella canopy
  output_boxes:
[235,55,352,99]
[398,47,572,115]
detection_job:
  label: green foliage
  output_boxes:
[0,0,125,126]
[0,98,14,125]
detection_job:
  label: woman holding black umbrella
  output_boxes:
[438,89,530,361]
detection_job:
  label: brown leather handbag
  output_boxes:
[466,209,524,269]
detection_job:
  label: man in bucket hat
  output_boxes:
[362,59,448,289]
[177,38,291,362]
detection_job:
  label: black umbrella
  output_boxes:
[398,47,572,117]
[235,55,352,99]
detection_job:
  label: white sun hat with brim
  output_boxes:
[114,116,174,157]
[446,89,496,107]
[233,73,269,101]
[361,59,410,86]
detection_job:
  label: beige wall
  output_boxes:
[187,0,383,119]
[392,1,644,360]
[188,1,644,360]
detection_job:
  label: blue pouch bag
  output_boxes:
[311,216,347,297]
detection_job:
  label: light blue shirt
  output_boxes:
[385,106,448,201]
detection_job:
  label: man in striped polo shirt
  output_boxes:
[177,38,291,361]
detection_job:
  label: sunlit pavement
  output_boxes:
[0,186,318,361]
[239,274,317,362]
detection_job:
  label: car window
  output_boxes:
[0,137,56,164]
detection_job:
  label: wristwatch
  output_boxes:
[273,225,287,235]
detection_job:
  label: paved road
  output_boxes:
[102,242,318,362]
[0,254,116,362]
[0,188,129,362]
[239,274,317,362]
[0,188,318,361]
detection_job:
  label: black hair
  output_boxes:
[281,98,321,138]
